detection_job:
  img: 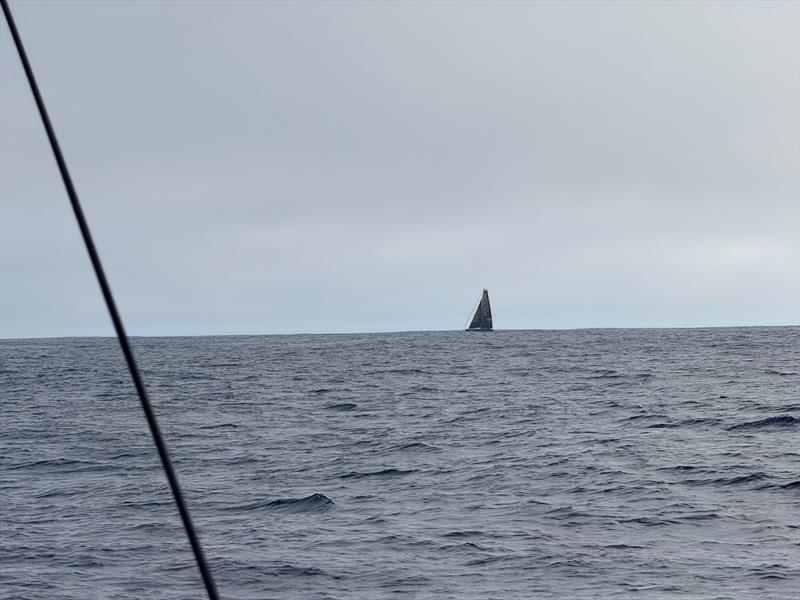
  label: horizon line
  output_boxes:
[1,323,798,341]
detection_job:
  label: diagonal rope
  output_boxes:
[0,2,220,598]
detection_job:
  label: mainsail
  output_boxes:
[467,289,493,331]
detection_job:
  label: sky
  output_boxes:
[1,0,798,337]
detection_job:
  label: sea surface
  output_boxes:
[1,327,798,599]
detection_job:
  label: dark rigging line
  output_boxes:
[0,2,220,598]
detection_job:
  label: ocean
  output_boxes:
[1,327,798,599]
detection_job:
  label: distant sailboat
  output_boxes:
[466,289,493,331]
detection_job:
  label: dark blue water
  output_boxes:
[1,328,798,599]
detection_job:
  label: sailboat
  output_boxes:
[466,289,493,331]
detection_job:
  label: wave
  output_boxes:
[657,465,704,472]
[681,473,768,487]
[678,512,720,521]
[266,563,340,579]
[442,530,484,538]
[226,493,335,513]
[545,506,592,520]
[262,494,335,512]
[619,516,679,526]
[727,416,799,431]
[339,468,417,480]
[389,441,439,452]
[466,554,517,567]
[722,473,767,486]
[754,480,800,492]
[324,402,357,410]
[6,458,110,473]
[646,418,721,429]
[33,487,85,499]
[442,541,491,552]
[765,369,798,376]
[588,370,624,379]
[624,414,668,421]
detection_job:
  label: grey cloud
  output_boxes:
[1,0,797,337]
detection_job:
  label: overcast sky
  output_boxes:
[1,0,798,337]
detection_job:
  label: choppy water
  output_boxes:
[1,327,799,599]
